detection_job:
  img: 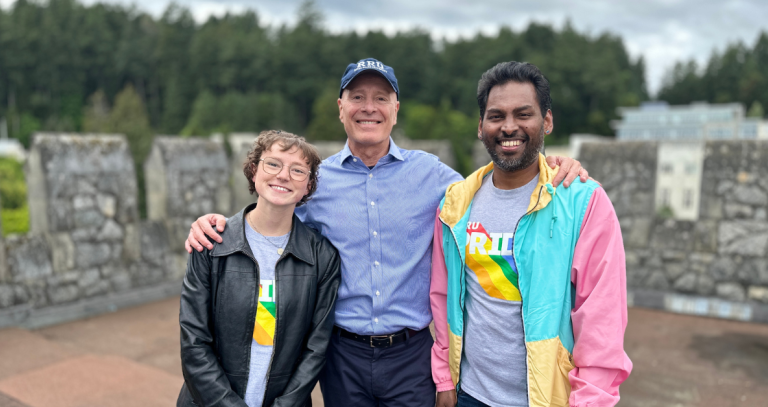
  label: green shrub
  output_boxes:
[2,205,29,236]
[0,158,27,209]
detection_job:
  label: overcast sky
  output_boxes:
[4,0,767,95]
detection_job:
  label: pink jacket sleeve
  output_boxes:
[569,187,633,406]
[430,207,455,392]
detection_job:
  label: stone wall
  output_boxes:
[580,140,768,322]
[0,134,181,327]
[0,132,459,328]
[145,136,231,251]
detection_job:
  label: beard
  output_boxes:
[481,124,545,173]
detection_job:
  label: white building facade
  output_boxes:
[615,102,768,141]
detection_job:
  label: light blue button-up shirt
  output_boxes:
[295,138,463,335]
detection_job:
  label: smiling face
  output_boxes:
[338,72,399,152]
[479,81,553,173]
[252,144,311,211]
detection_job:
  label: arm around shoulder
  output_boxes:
[569,187,632,407]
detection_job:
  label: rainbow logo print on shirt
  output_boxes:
[465,222,521,301]
[253,280,276,346]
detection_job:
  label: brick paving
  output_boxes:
[0,297,766,407]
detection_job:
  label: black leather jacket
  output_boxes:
[177,204,341,407]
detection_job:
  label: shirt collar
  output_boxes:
[339,137,405,165]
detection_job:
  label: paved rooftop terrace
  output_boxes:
[0,298,766,407]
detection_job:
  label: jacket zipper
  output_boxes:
[438,214,466,385]
[241,250,260,396]
[442,183,545,395]
[513,185,544,407]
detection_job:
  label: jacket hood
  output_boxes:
[211,203,316,266]
[439,153,559,228]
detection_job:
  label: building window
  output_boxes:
[661,163,674,174]
[683,189,693,208]
[661,188,671,206]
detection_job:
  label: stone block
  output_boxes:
[723,202,753,219]
[732,184,768,206]
[718,220,768,256]
[696,275,715,295]
[110,271,132,292]
[122,224,140,261]
[736,259,768,285]
[756,208,767,221]
[673,272,697,292]
[0,285,14,308]
[49,199,74,231]
[70,227,98,242]
[645,255,664,268]
[626,266,649,288]
[7,236,53,282]
[625,251,640,267]
[115,191,138,225]
[699,196,723,220]
[689,252,715,264]
[46,271,80,286]
[661,250,687,262]
[73,195,95,210]
[83,280,110,297]
[709,256,737,281]
[650,219,695,252]
[145,137,229,221]
[46,232,75,273]
[645,270,670,290]
[109,243,123,262]
[97,219,123,241]
[716,282,746,301]
[47,284,80,304]
[693,220,718,252]
[75,242,112,268]
[77,178,98,195]
[716,180,734,194]
[141,222,170,264]
[24,280,48,307]
[169,253,188,279]
[74,208,105,229]
[77,269,101,288]
[13,284,27,304]
[665,263,687,281]
[97,194,117,218]
[747,286,768,303]
[28,133,136,234]
[621,218,651,249]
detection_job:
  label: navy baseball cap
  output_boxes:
[339,58,399,100]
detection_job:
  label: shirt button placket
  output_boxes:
[367,168,382,332]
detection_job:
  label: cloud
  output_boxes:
[36,0,768,95]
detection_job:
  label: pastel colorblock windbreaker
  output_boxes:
[430,155,633,407]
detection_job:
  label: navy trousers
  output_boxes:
[319,328,436,407]
[456,389,491,407]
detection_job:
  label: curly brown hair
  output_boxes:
[243,130,322,207]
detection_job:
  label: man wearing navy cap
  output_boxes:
[185,57,588,406]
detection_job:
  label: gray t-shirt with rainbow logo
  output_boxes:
[243,223,289,407]
[460,172,539,407]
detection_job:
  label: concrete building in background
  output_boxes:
[614,101,768,141]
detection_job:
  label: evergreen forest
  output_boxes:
[0,0,650,176]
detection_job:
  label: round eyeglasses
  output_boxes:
[259,157,310,181]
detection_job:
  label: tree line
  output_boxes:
[0,0,648,176]
[659,32,768,118]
